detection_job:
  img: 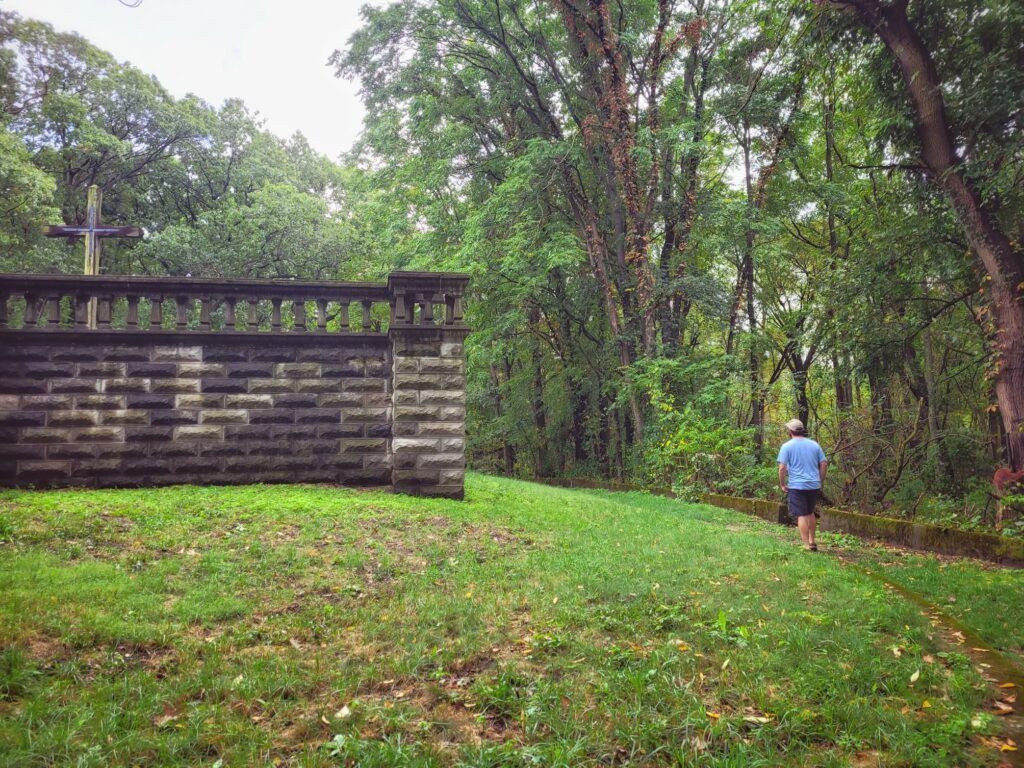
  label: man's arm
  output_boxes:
[778,463,787,492]
[819,460,828,485]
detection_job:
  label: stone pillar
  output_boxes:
[388,273,469,499]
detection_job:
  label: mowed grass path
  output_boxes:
[1,474,1021,767]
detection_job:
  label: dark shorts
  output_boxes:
[787,488,819,518]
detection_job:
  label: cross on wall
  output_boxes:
[43,185,144,328]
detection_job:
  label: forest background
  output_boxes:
[1,0,1022,534]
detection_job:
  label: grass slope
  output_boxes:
[0,473,1020,767]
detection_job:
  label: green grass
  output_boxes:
[0,474,1018,766]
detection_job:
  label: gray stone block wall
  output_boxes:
[390,327,468,499]
[0,332,397,489]
[0,270,469,497]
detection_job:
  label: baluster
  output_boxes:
[420,295,433,325]
[148,296,163,329]
[23,293,39,326]
[338,301,349,331]
[247,298,258,331]
[392,291,407,325]
[293,300,306,331]
[452,293,464,324]
[0,290,8,328]
[316,299,327,331]
[199,297,212,331]
[224,298,236,331]
[271,298,282,331]
[175,296,190,330]
[361,300,372,331]
[96,295,112,329]
[126,296,139,329]
[76,294,91,328]
[46,294,61,326]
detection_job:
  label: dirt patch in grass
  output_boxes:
[24,635,68,665]
[346,648,530,750]
[356,514,536,560]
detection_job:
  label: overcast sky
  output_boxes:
[4,0,380,161]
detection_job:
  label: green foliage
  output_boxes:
[629,356,777,499]
[0,129,61,270]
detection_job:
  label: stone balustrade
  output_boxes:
[0,271,469,498]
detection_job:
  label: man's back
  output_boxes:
[778,437,826,489]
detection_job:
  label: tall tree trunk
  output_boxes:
[528,306,547,478]
[831,0,1024,469]
[597,391,612,479]
[921,326,952,481]
[503,356,517,475]
[659,28,705,356]
[868,368,894,436]
[741,120,765,461]
[566,191,645,442]
[793,366,810,431]
[571,388,589,468]
[490,362,515,476]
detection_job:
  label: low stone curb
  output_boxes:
[705,493,1024,567]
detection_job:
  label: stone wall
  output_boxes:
[0,271,469,497]
[391,328,468,499]
[0,332,392,488]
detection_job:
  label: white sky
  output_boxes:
[3,0,379,161]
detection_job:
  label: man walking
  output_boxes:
[777,419,828,551]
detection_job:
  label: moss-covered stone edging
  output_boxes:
[705,493,1024,567]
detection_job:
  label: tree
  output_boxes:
[0,128,61,271]
[822,0,1024,469]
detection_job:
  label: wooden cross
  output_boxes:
[43,185,143,327]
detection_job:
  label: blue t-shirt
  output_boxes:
[777,437,827,490]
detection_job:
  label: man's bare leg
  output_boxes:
[797,515,816,548]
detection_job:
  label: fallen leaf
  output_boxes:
[910,669,920,684]
[998,683,1017,689]
[722,659,730,671]
[335,705,351,719]
[706,711,720,719]
[676,643,690,652]
[923,655,935,664]
[153,702,181,728]
[922,700,931,709]
[289,638,302,651]
[743,715,771,724]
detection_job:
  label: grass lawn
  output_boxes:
[1,473,1021,767]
